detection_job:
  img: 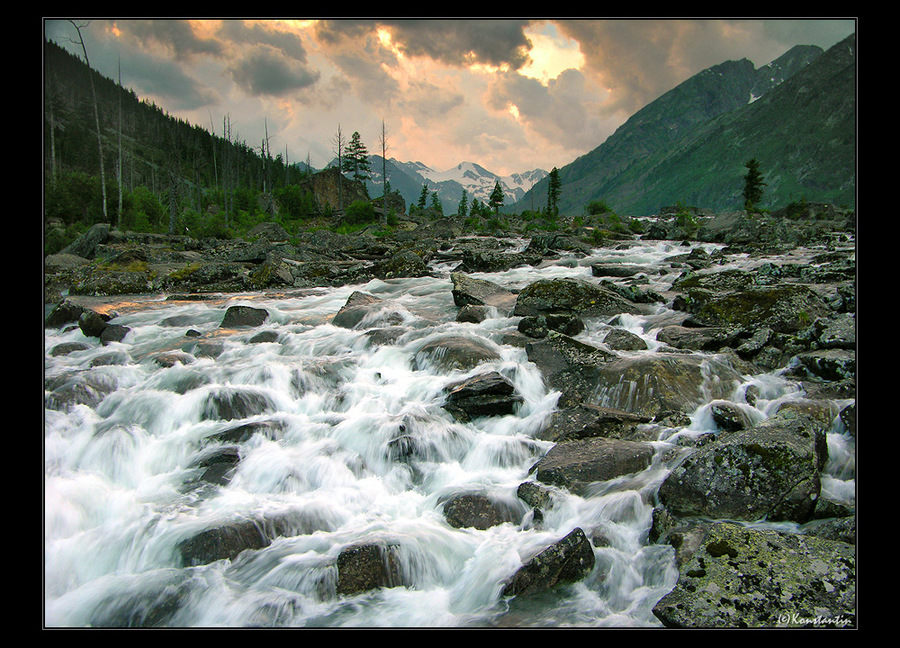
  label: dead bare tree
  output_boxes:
[331,124,345,212]
[68,20,108,222]
[379,119,390,225]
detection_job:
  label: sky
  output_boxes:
[43,18,856,177]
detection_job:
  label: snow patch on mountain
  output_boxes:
[414,161,547,205]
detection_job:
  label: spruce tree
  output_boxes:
[547,167,561,217]
[489,180,504,216]
[344,131,372,180]
[457,189,468,217]
[743,158,766,211]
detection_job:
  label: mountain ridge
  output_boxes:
[513,37,855,216]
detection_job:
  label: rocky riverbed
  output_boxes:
[44,204,856,628]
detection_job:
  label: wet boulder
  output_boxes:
[450,272,517,313]
[539,404,653,443]
[178,509,340,567]
[45,299,87,328]
[412,335,501,372]
[373,249,430,280]
[682,284,831,334]
[199,387,276,421]
[441,491,525,530]
[657,413,828,524]
[603,327,648,351]
[513,277,643,318]
[335,542,405,596]
[652,522,855,628]
[531,436,654,496]
[655,325,739,352]
[442,371,523,421]
[501,527,595,598]
[525,331,617,408]
[517,314,585,339]
[332,291,403,330]
[792,348,856,382]
[220,305,269,328]
[588,353,745,418]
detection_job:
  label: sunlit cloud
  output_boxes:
[44,18,856,177]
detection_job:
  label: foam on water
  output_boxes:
[44,240,854,627]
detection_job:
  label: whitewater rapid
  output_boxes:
[43,239,854,627]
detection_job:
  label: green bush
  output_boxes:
[586,199,613,216]
[345,200,377,225]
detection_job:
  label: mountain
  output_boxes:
[362,158,547,214]
[514,35,855,216]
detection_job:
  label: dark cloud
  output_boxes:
[113,20,223,61]
[228,45,320,97]
[382,20,533,69]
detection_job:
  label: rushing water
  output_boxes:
[43,239,855,627]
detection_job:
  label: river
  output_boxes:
[43,237,855,627]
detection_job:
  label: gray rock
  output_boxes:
[532,436,654,495]
[441,491,525,530]
[501,527,595,598]
[332,291,402,330]
[335,542,405,596]
[442,371,523,421]
[513,277,643,318]
[653,522,855,628]
[412,335,501,372]
[525,331,617,407]
[603,327,648,351]
[658,414,828,523]
[220,305,269,328]
[450,272,516,313]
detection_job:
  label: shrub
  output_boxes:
[345,200,378,225]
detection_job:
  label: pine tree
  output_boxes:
[547,167,561,217]
[343,131,372,180]
[417,183,429,209]
[743,158,766,211]
[489,180,504,216]
[457,189,468,217]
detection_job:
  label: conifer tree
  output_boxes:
[547,167,561,217]
[344,131,372,180]
[489,180,504,216]
[743,158,766,211]
[457,189,468,217]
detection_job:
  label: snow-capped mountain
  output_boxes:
[364,157,547,213]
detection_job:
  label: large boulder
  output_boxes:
[441,491,525,530]
[539,404,653,443]
[450,272,517,313]
[514,277,644,318]
[373,249,430,280]
[178,510,337,567]
[653,522,855,628]
[682,284,831,334]
[335,542,405,596]
[332,291,404,330]
[586,354,745,417]
[657,413,828,523]
[60,223,110,259]
[501,527,595,598]
[442,371,523,421]
[531,436,655,496]
[524,331,617,408]
[220,305,269,328]
[412,335,501,372]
